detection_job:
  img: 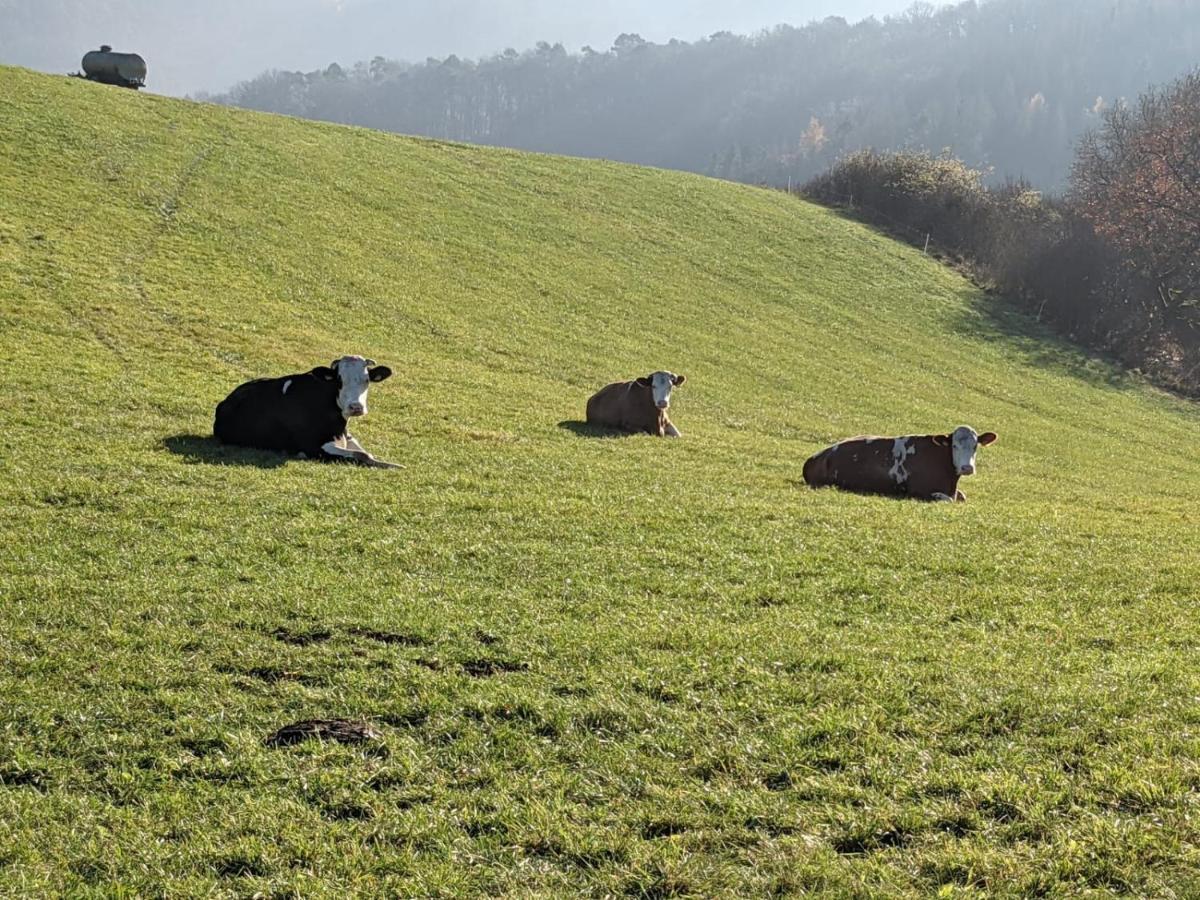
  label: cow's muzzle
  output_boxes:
[345,404,366,417]
[655,401,669,410]
[958,465,975,476]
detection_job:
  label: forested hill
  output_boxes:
[213,0,1200,190]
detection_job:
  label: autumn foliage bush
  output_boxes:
[1072,72,1200,356]
[804,71,1200,395]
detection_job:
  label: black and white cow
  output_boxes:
[213,356,400,468]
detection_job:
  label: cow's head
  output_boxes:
[310,356,392,418]
[934,425,998,476]
[635,371,686,410]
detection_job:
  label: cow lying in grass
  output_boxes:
[214,355,400,468]
[803,426,998,501]
[586,371,687,437]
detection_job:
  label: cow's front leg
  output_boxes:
[340,434,404,469]
[321,439,399,469]
[955,489,967,502]
[321,439,371,464]
[343,433,371,456]
[664,421,681,438]
[930,492,956,502]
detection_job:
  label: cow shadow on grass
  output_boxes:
[557,420,635,439]
[162,434,289,468]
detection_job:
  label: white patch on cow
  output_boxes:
[281,379,292,395]
[321,439,402,469]
[649,371,678,410]
[888,437,916,484]
[322,439,366,461]
[950,425,981,476]
[334,355,373,418]
[932,492,955,502]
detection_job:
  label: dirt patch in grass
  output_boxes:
[217,665,325,686]
[319,800,376,821]
[349,627,427,647]
[831,824,915,855]
[744,815,799,837]
[0,766,50,790]
[271,626,333,646]
[633,681,680,704]
[264,719,382,747]
[211,854,269,879]
[461,658,530,677]
[642,820,690,839]
[763,770,793,792]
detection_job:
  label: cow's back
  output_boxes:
[585,381,624,423]
[586,380,656,433]
[803,437,900,495]
[214,378,275,445]
[214,374,343,453]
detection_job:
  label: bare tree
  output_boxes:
[1072,71,1200,336]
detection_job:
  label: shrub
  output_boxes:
[803,136,1200,396]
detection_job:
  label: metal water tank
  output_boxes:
[81,46,147,88]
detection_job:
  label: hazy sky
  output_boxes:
[0,0,920,97]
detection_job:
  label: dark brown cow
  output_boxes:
[585,371,686,437]
[803,425,998,502]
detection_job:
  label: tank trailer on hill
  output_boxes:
[72,46,146,89]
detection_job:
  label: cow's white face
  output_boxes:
[637,371,686,410]
[330,355,391,418]
[947,425,998,476]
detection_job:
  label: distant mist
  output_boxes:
[0,0,913,96]
[213,0,1200,191]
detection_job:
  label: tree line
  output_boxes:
[212,0,1200,190]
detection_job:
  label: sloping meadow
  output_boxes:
[2,67,1200,895]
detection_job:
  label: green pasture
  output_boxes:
[2,67,1200,896]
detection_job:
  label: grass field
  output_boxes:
[3,66,1200,896]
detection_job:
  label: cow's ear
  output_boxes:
[368,365,392,383]
[932,434,951,446]
[672,374,686,386]
[635,376,653,387]
[310,366,336,381]
[977,431,998,446]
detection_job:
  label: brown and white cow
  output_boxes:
[585,371,687,437]
[803,426,998,502]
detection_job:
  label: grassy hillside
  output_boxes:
[3,66,1200,896]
